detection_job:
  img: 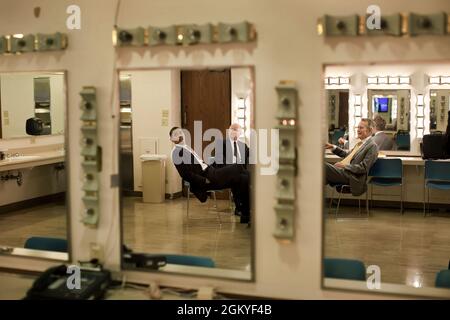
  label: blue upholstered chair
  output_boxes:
[324,258,366,281]
[424,161,450,217]
[24,237,68,253]
[164,254,215,268]
[368,158,403,214]
[395,132,410,150]
[435,270,450,288]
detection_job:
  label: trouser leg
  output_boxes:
[325,162,350,186]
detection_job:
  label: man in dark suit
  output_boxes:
[170,127,250,223]
[214,123,250,168]
[213,123,250,218]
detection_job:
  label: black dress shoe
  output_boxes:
[240,216,250,224]
[193,190,208,203]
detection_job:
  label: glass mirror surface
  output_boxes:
[0,72,66,139]
[429,89,450,133]
[368,89,411,151]
[323,62,450,297]
[119,67,254,280]
[0,71,68,260]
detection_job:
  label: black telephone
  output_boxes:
[25,264,111,300]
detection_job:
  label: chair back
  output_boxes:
[435,270,450,288]
[331,129,346,145]
[369,158,402,179]
[164,254,215,268]
[425,160,450,181]
[24,237,68,253]
[396,132,410,150]
[324,258,366,281]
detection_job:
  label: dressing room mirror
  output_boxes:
[0,72,66,139]
[368,89,411,151]
[119,67,255,280]
[323,62,450,298]
[0,71,68,261]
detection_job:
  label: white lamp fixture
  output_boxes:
[328,77,339,85]
[442,76,450,84]
[339,77,350,85]
[377,76,388,84]
[416,93,425,138]
[417,106,424,117]
[417,94,424,106]
[367,77,378,85]
[399,76,410,84]
[388,76,400,84]
[353,94,362,105]
[429,76,441,84]
[237,97,245,109]
[324,76,350,86]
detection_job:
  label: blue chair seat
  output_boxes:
[426,180,450,190]
[435,270,450,288]
[164,254,215,268]
[24,237,68,253]
[324,258,366,281]
[369,177,402,186]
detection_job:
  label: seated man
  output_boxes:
[170,127,250,223]
[214,123,249,168]
[325,119,378,196]
[372,115,394,150]
[213,123,250,217]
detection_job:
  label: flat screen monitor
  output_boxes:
[374,97,390,113]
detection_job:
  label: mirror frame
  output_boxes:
[0,69,71,262]
[117,65,256,282]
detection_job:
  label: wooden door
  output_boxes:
[181,69,232,199]
[181,69,231,152]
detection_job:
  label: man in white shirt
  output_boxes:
[324,119,379,196]
[170,127,250,223]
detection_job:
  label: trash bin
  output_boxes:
[140,154,167,203]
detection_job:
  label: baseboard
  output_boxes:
[0,193,66,214]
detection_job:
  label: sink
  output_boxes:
[7,155,41,161]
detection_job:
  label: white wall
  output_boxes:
[1,74,34,138]
[50,74,66,135]
[1,0,450,299]
[128,70,181,194]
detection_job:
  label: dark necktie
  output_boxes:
[234,141,239,163]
